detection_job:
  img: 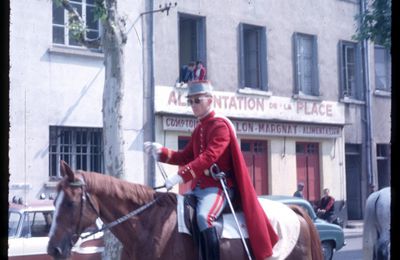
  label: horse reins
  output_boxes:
[68,176,162,240]
[72,151,171,239]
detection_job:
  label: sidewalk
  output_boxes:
[346,220,363,229]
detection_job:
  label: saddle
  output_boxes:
[177,194,302,260]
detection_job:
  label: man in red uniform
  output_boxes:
[145,80,278,260]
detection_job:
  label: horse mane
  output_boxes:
[80,171,156,205]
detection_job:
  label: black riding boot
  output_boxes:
[200,227,219,260]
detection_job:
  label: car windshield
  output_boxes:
[9,212,21,237]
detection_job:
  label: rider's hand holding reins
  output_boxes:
[144,142,162,160]
[164,174,183,190]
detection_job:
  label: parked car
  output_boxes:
[261,195,346,260]
[8,198,104,259]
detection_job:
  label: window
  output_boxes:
[239,23,267,90]
[374,46,391,91]
[49,126,103,178]
[293,33,319,96]
[179,14,206,73]
[8,212,21,237]
[26,211,53,237]
[339,41,363,100]
[52,0,100,48]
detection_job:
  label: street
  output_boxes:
[333,221,363,260]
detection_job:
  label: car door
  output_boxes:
[8,211,53,259]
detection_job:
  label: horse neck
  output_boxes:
[82,172,180,255]
[82,172,156,222]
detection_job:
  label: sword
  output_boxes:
[210,164,252,260]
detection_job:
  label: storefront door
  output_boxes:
[296,142,320,204]
[241,140,269,195]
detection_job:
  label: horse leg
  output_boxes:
[363,192,379,260]
[376,233,390,260]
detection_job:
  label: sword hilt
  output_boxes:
[210,163,226,181]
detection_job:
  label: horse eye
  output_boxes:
[65,200,75,208]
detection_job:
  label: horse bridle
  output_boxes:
[66,176,99,244]
[66,175,162,240]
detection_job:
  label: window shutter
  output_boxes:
[312,35,319,96]
[338,41,345,98]
[196,18,207,68]
[355,42,364,100]
[238,23,245,88]
[293,33,300,94]
[260,27,268,91]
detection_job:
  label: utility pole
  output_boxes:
[142,2,177,187]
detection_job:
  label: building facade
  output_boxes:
[9,0,148,202]
[151,0,391,219]
[9,0,390,220]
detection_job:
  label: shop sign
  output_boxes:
[155,86,345,125]
[163,116,342,138]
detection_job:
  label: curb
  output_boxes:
[346,221,363,229]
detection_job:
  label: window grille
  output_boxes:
[49,126,103,179]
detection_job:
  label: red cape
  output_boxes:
[219,116,279,260]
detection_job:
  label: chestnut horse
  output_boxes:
[48,161,323,260]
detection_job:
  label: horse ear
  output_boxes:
[60,160,75,182]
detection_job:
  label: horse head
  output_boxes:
[47,160,100,259]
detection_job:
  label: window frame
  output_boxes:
[338,40,363,100]
[374,45,391,92]
[52,0,101,49]
[178,13,207,73]
[49,126,104,179]
[239,23,268,91]
[293,32,319,96]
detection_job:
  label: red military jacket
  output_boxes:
[159,111,234,189]
[159,111,279,259]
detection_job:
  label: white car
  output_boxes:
[8,199,104,259]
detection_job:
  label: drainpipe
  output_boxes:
[360,0,374,189]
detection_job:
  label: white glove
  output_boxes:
[144,142,162,159]
[164,174,183,190]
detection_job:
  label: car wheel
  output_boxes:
[321,241,334,260]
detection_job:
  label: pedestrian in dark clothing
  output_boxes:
[180,61,196,83]
[293,182,305,198]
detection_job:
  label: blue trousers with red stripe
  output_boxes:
[188,186,232,231]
